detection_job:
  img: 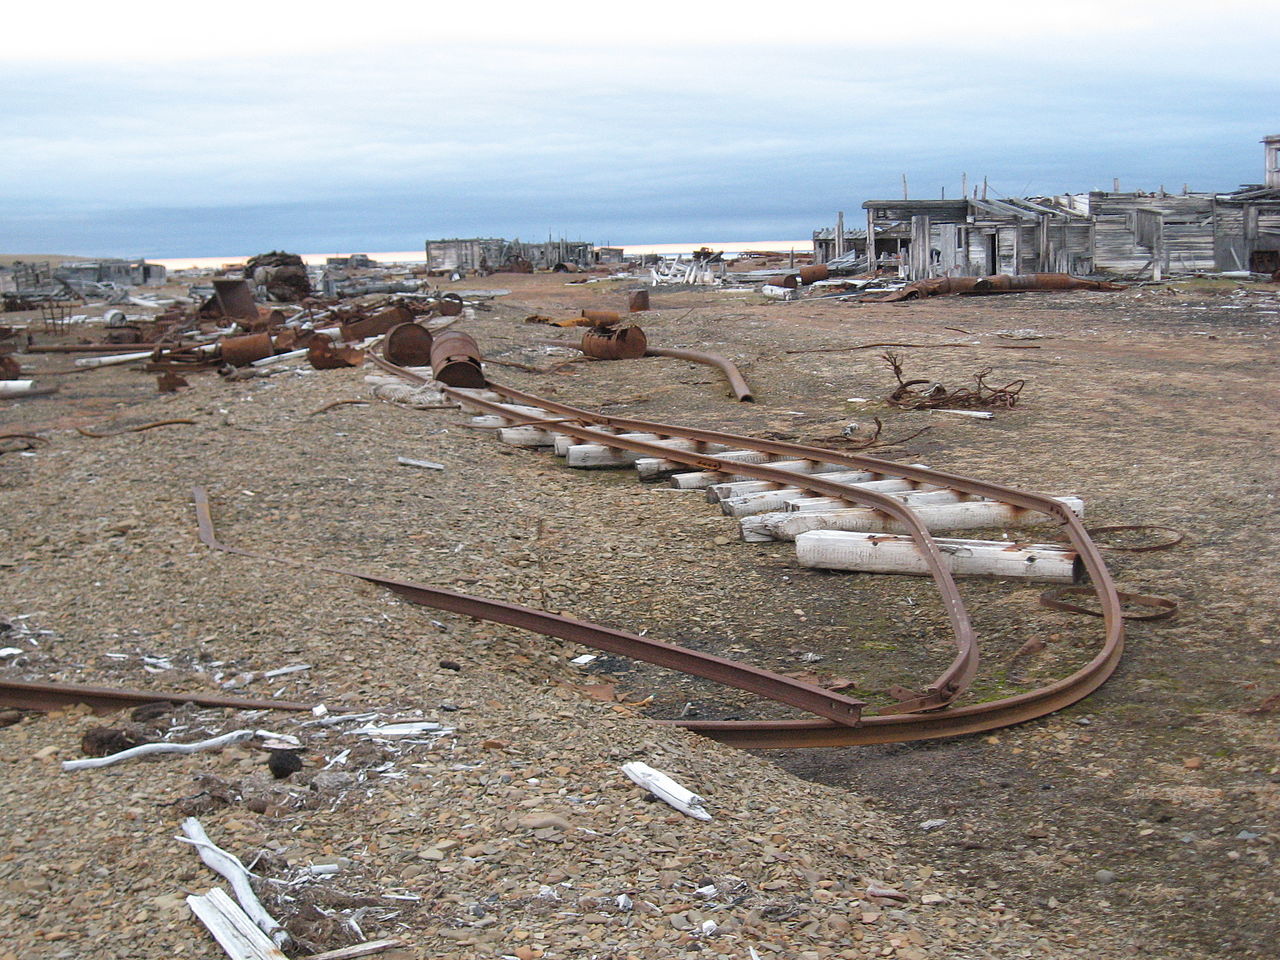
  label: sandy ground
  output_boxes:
[0,271,1277,958]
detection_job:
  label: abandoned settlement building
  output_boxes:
[815,134,1280,279]
[423,237,597,274]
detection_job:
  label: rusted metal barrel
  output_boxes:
[768,274,799,289]
[430,330,486,387]
[581,309,621,327]
[385,322,435,367]
[798,264,829,285]
[628,290,650,312]
[581,325,648,360]
[436,295,464,317]
[221,332,275,366]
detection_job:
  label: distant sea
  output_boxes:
[150,240,814,272]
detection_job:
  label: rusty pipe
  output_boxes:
[643,347,754,402]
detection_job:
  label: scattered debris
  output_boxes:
[396,456,445,470]
[180,817,290,947]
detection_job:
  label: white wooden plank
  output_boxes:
[796,531,1080,582]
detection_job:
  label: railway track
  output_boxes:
[200,350,1117,749]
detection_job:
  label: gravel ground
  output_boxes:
[0,272,1277,958]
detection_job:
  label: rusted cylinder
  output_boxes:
[581,309,621,326]
[768,274,799,289]
[221,332,275,366]
[430,330,486,387]
[385,322,435,366]
[628,290,650,312]
[798,264,829,285]
[581,325,648,360]
[436,295,464,317]
[644,346,754,402]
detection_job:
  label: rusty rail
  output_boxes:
[193,489,868,727]
[0,679,311,715]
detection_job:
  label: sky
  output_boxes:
[2,1,1277,258]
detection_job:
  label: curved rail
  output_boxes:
[180,352,1128,748]
[358,354,1126,747]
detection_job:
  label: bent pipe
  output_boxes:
[643,346,755,402]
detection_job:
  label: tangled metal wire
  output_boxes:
[881,352,1025,410]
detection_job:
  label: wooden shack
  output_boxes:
[859,198,1092,280]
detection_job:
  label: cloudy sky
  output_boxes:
[3,1,1276,257]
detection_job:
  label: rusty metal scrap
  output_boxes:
[384,322,435,367]
[877,273,1125,302]
[628,290,650,312]
[76,418,196,439]
[643,346,754,402]
[429,330,486,387]
[0,678,311,716]
[580,309,622,327]
[882,352,1023,410]
[220,332,276,366]
[973,273,1126,294]
[798,264,830,285]
[306,338,365,370]
[207,278,259,320]
[581,325,648,360]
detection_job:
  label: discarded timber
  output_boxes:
[741,496,1085,542]
[796,531,1082,582]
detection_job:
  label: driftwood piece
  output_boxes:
[181,818,290,947]
[187,887,288,960]
[621,761,712,820]
[301,940,408,960]
[61,728,254,770]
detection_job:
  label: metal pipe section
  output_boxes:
[643,347,755,402]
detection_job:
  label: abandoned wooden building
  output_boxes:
[424,237,596,274]
[814,134,1280,279]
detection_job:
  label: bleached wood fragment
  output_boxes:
[498,425,557,446]
[346,721,448,737]
[621,762,712,820]
[186,887,288,960]
[642,449,771,481]
[795,531,1080,582]
[62,729,254,771]
[301,940,408,960]
[566,433,718,468]
[930,409,994,419]
[741,496,1085,541]
[0,379,41,396]
[397,456,446,470]
[181,818,290,947]
[708,470,877,502]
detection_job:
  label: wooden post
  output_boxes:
[866,208,876,272]
[835,210,845,259]
[902,174,909,200]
